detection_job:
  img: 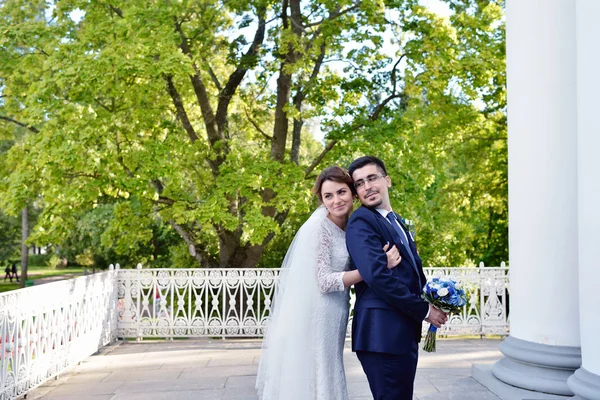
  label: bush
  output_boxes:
[47,255,67,269]
[28,254,52,266]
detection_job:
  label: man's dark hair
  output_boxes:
[348,156,388,178]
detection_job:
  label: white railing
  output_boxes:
[116,263,509,339]
[0,269,118,400]
[0,263,508,399]
[422,264,510,337]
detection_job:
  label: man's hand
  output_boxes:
[383,242,401,269]
[425,305,448,328]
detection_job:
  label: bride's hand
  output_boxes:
[383,242,401,269]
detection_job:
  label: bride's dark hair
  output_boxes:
[311,166,355,203]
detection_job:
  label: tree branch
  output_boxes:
[156,196,175,205]
[308,42,326,82]
[152,179,164,194]
[245,109,272,141]
[290,42,326,164]
[94,98,114,113]
[206,63,222,91]
[462,135,506,141]
[64,172,100,180]
[322,58,360,70]
[169,220,217,267]
[114,134,135,178]
[215,10,266,134]
[370,93,402,121]
[305,140,338,177]
[154,178,216,267]
[271,0,302,162]
[173,18,220,146]
[304,3,360,28]
[290,119,304,164]
[282,0,289,30]
[0,115,39,134]
[304,91,403,176]
[390,54,406,94]
[164,75,199,143]
[108,4,124,18]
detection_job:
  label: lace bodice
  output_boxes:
[316,217,350,293]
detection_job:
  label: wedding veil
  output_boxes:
[255,205,328,399]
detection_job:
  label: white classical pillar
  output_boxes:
[490,0,581,395]
[567,1,600,399]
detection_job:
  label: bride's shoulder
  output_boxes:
[320,216,334,231]
[321,217,347,237]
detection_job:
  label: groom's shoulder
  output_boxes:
[349,206,376,222]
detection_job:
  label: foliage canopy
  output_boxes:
[0,0,506,268]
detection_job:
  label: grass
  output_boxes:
[0,265,87,294]
[28,265,86,278]
[0,282,21,293]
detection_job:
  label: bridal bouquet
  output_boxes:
[421,277,467,352]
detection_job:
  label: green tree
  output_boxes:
[0,0,507,268]
[329,0,507,266]
[0,0,420,268]
[0,211,19,262]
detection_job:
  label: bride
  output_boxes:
[256,166,401,400]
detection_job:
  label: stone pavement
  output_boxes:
[25,338,503,400]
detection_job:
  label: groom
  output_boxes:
[346,156,447,400]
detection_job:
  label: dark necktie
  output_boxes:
[385,212,421,288]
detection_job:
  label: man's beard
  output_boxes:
[362,191,382,208]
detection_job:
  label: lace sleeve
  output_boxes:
[315,223,345,293]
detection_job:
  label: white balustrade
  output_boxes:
[0,264,508,399]
[0,269,118,400]
[117,264,509,339]
[116,268,278,339]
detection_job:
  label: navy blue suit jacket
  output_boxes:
[346,205,428,355]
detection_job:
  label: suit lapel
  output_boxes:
[369,208,418,271]
[394,212,418,256]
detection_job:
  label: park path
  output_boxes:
[25,338,503,400]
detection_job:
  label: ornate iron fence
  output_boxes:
[0,269,118,400]
[116,263,509,339]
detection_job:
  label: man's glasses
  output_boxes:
[354,174,386,189]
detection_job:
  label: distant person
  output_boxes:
[11,262,19,282]
[3,263,11,282]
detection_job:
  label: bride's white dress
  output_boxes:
[314,217,351,400]
[256,208,351,400]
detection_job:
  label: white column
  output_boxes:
[568,1,600,398]
[491,0,581,395]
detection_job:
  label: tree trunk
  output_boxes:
[291,118,304,164]
[218,229,273,268]
[218,229,243,267]
[271,67,292,161]
[19,205,28,288]
[270,0,302,162]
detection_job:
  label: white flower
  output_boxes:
[437,287,449,297]
[433,284,441,290]
[455,282,462,290]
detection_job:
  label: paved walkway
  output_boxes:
[26,338,503,400]
[32,273,83,285]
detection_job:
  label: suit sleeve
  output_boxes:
[346,213,428,322]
